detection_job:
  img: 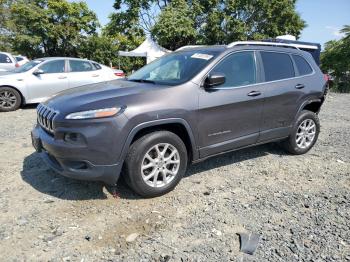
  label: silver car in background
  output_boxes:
[0,57,123,111]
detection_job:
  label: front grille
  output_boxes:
[37,104,58,133]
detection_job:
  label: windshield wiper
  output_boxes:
[127,78,156,84]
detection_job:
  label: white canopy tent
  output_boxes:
[118,37,171,64]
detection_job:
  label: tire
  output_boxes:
[0,87,22,112]
[282,110,320,155]
[124,131,188,198]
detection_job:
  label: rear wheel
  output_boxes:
[124,131,188,197]
[282,110,320,155]
[0,87,21,112]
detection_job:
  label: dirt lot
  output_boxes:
[0,93,349,261]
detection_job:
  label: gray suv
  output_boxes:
[31,42,327,197]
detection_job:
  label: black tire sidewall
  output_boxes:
[125,131,188,197]
[0,87,21,112]
[287,110,320,154]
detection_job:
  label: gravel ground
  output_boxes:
[0,93,349,262]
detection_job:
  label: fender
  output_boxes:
[118,118,199,164]
[295,98,322,121]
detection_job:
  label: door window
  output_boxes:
[39,60,65,74]
[0,53,12,63]
[211,51,256,88]
[69,60,94,72]
[260,52,294,81]
[292,55,313,76]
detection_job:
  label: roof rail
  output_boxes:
[176,45,208,51]
[227,41,318,50]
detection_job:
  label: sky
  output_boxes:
[81,0,350,49]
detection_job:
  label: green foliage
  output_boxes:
[340,25,350,39]
[78,34,145,74]
[0,0,15,52]
[151,0,197,50]
[149,0,306,50]
[104,1,147,73]
[5,0,98,58]
[321,27,350,93]
[78,35,117,66]
[1,0,306,73]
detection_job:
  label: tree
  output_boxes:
[7,0,98,58]
[150,0,306,50]
[151,0,197,50]
[107,0,170,34]
[341,25,350,40]
[0,0,15,52]
[78,35,118,66]
[104,1,148,73]
[321,25,350,93]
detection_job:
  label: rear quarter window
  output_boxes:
[292,55,313,76]
[0,53,12,63]
[260,51,295,82]
[92,63,102,70]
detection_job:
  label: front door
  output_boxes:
[198,51,264,158]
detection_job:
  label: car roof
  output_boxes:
[175,43,314,60]
[35,57,97,63]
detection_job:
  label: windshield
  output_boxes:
[128,50,220,85]
[12,60,43,73]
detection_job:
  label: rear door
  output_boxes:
[257,51,307,142]
[198,51,265,158]
[27,59,69,102]
[67,60,104,88]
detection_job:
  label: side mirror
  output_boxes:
[205,73,225,88]
[33,69,44,76]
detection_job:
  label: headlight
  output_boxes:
[65,107,121,120]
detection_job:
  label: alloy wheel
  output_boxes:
[141,143,180,188]
[296,119,316,149]
[0,90,17,109]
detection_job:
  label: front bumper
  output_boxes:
[31,124,123,185]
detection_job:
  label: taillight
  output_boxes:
[323,74,329,82]
[15,63,20,67]
[115,72,125,77]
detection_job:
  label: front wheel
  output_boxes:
[282,110,320,155]
[0,87,22,112]
[124,131,188,197]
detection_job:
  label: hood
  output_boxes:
[45,79,167,117]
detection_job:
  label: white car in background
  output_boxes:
[15,55,30,66]
[0,52,19,71]
[0,57,122,111]
[112,68,126,78]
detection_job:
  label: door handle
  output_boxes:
[92,74,100,77]
[295,84,305,89]
[247,91,261,97]
[58,76,67,79]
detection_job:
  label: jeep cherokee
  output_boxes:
[31,42,327,197]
